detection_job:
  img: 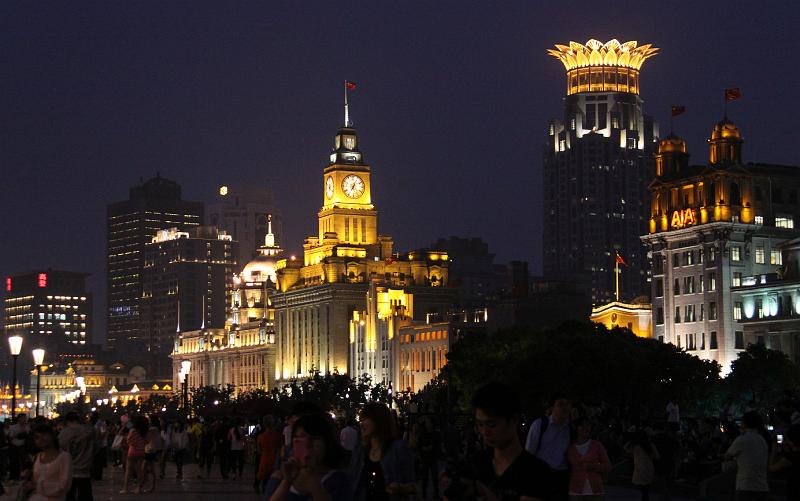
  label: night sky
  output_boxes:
[1,1,797,341]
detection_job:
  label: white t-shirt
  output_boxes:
[726,430,769,492]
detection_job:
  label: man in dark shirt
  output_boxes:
[445,382,553,501]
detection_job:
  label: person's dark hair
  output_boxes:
[549,393,569,407]
[33,424,58,448]
[294,412,346,468]
[472,381,520,420]
[742,411,764,430]
[359,402,396,451]
[133,415,149,437]
[570,416,592,442]
[65,411,81,423]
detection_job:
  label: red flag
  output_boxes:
[671,105,686,117]
[725,87,741,101]
[615,252,627,267]
[345,81,357,91]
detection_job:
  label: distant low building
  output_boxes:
[590,297,652,338]
[735,238,800,363]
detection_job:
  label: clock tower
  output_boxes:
[317,126,378,245]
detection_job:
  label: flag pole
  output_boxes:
[615,256,620,302]
[344,81,349,127]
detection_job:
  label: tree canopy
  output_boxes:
[441,321,721,417]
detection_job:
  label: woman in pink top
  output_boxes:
[25,424,72,501]
[567,418,611,499]
[121,416,149,494]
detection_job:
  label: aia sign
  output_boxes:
[671,208,696,229]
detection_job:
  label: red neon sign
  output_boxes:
[5,277,11,292]
[38,273,47,288]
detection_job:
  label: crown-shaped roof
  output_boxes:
[548,39,659,71]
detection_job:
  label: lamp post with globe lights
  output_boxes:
[32,348,45,418]
[7,336,23,419]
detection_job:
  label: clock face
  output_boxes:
[342,175,365,199]
[325,176,334,199]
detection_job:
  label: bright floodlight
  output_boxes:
[32,348,45,366]
[8,336,23,356]
[181,360,192,374]
[75,376,85,387]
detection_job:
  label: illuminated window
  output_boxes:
[733,302,743,320]
[732,272,742,287]
[776,216,794,229]
[708,272,716,291]
[755,245,765,264]
[755,215,764,225]
[731,246,741,262]
[771,250,783,265]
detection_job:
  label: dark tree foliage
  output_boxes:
[726,343,800,407]
[440,321,721,417]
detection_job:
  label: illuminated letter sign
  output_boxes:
[37,273,47,288]
[670,209,696,229]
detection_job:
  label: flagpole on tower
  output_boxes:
[344,80,349,127]
[615,257,620,302]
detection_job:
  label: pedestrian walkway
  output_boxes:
[1,462,262,501]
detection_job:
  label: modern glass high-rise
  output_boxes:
[543,39,659,305]
[106,175,203,349]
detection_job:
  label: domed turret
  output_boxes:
[709,118,743,165]
[241,215,282,284]
[656,134,689,178]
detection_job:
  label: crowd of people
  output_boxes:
[0,385,798,500]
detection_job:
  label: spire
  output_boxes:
[265,214,275,248]
[176,295,181,333]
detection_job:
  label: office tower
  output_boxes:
[544,39,659,304]
[106,175,203,349]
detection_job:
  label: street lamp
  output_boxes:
[181,360,191,415]
[7,336,23,419]
[32,348,45,418]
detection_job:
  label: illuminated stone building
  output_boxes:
[208,185,282,267]
[140,226,237,371]
[3,270,92,346]
[29,358,165,417]
[348,281,491,393]
[589,297,652,338]
[170,218,281,394]
[107,175,203,349]
[273,111,452,381]
[641,119,800,372]
[734,238,800,363]
[544,39,659,304]
[171,326,276,395]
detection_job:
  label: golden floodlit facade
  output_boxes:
[590,298,652,338]
[171,218,280,394]
[273,116,454,382]
[642,118,800,372]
